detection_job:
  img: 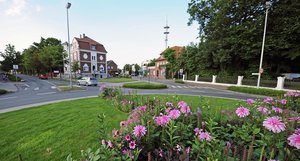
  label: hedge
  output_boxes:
[227,86,286,97]
[122,82,167,89]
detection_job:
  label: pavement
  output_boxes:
[0,81,18,92]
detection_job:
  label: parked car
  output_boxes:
[39,74,48,79]
[77,77,98,86]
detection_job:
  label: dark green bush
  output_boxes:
[0,89,8,95]
[175,80,184,84]
[227,86,286,97]
[8,74,22,82]
[122,82,167,89]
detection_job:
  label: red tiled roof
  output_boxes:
[75,36,107,53]
[155,46,184,62]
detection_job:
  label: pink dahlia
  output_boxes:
[129,141,136,149]
[165,107,172,113]
[264,97,273,103]
[133,125,147,138]
[263,116,286,133]
[168,109,181,119]
[198,131,212,141]
[272,107,283,113]
[257,106,269,114]
[178,101,188,108]
[281,99,287,105]
[154,115,170,126]
[286,91,296,96]
[235,107,250,118]
[101,139,106,145]
[176,144,181,152]
[287,133,300,149]
[139,105,147,112]
[107,140,113,148]
[180,105,191,114]
[125,135,131,141]
[186,146,191,154]
[295,129,300,134]
[246,98,255,105]
[194,127,201,135]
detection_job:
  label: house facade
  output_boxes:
[149,46,183,79]
[107,60,118,77]
[70,34,108,78]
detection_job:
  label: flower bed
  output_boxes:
[68,91,300,161]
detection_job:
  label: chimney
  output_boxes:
[80,34,82,38]
[83,33,85,38]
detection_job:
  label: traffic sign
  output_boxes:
[13,65,18,70]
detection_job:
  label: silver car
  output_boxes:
[77,77,98,86]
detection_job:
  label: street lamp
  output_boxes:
[257,1,271,87]
[66,2,72,87]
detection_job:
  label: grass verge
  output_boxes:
[0,95,240,161]
[175,79,184,84]
[227,86,286,97]
[8,74,22,82]
[57,86,85,91]
[99,78,136,83]
[0,89,8,95]
[123,82,167,89]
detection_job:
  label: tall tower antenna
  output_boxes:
[163,17,170,49]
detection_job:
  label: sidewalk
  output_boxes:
[0,82,18,92]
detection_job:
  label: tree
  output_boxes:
[134,64,141,75]
[0,44,22,72]
[72,61,80,79]
[163,48,177,78]
[123,64,132,75]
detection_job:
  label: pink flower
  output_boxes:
[154,115,170,126]
[166,102,173,107]
[288,133,300,149]
[264,97,273,103]
[281,99,287,105]
[168,109,181,119]
[235,107,250,118]
[176,144,181,152]
[112,128,119,137]
[198,131,212,141]
[186,146,191,154]
[165,107,172,113]
[125,135,131,141]
[101,139,106,145]
[295,129,300,134]
[289,117,300,121]
[246,98,255,105]
[159,148,163,157]
[194,128,201,135]
[180,105,191,114]
[107,140,113,148]
[257,106,269,114]
[129,141,136,149]
[263,116,286,133]
[286,91,295,96]
[122,149,130,155]
[133,125,147,138]
[178,101,188,108]
[120,121,127,127]
[272,107,283,113]
[139,106,147,112]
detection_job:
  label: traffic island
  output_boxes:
[57,85,86,91]
[122,82,167,89]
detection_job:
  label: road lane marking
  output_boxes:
[177,86,182,88]
[24,88,28,90]
[171,86,177,88]
[0,96,18,100]
[24,84,30,87]
[36,92,57,95]
[51,86,56,89]
[34,87,39,91]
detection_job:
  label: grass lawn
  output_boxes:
[0,95,241,161]
[99,77,136,83]
[227,86,286,97]
[123,82,168,89]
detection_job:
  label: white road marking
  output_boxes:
[0,96,18,100]
[34,87,39,91]
[24,84,30,87]
[51,86,56,89]
[36,92,57,95]
[24,88,28,90]
[171,86,177,88]
[183,86,188,88]
[177,86,182,88]
[188,86,195,88]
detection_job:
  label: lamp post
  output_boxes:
[66,2,72,87]
[257,1,271,87]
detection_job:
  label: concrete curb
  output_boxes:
[0,96,97,113]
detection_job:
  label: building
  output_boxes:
[107,60,118,77]
[150,46,183,79]
[68,34,108,78]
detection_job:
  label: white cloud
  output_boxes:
[34,5,42,12]
[5,0,26,16]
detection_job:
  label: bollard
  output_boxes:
[237,76,244,86]
[212,75,217,84]
[276,77,285,90]
[195,75,199,82]
[182,74,185,81]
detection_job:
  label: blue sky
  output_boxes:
[0,0,199,67]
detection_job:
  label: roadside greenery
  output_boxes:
[228,86,286,97]
[58,85,85,91]
[0,89,8,95]
[175,79,184,84]
[7,74,22,82]
[99,78,136,83]
[72,88,300,160]
[122,82,167,89]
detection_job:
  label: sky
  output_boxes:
[0,0,199,68]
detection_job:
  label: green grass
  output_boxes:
[99,78,136,83]
[228,86,286,97]
[0,95,240,161]
[123,82,167,89]
[58,86,85,91]
[0,89,8,95]
[175,79,184,84]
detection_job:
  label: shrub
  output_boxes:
[0,89,8,95]
[228,86,286,97]
[123,82,167,89]
[175,80,184,84]
[7,74,22,82]
[71,91,300,160]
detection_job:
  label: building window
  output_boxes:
[92,56,96,61]
[111,66,114,69]
[91,45,96,50]
[107,66,110,69]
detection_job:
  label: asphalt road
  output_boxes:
[0,75,259,112]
